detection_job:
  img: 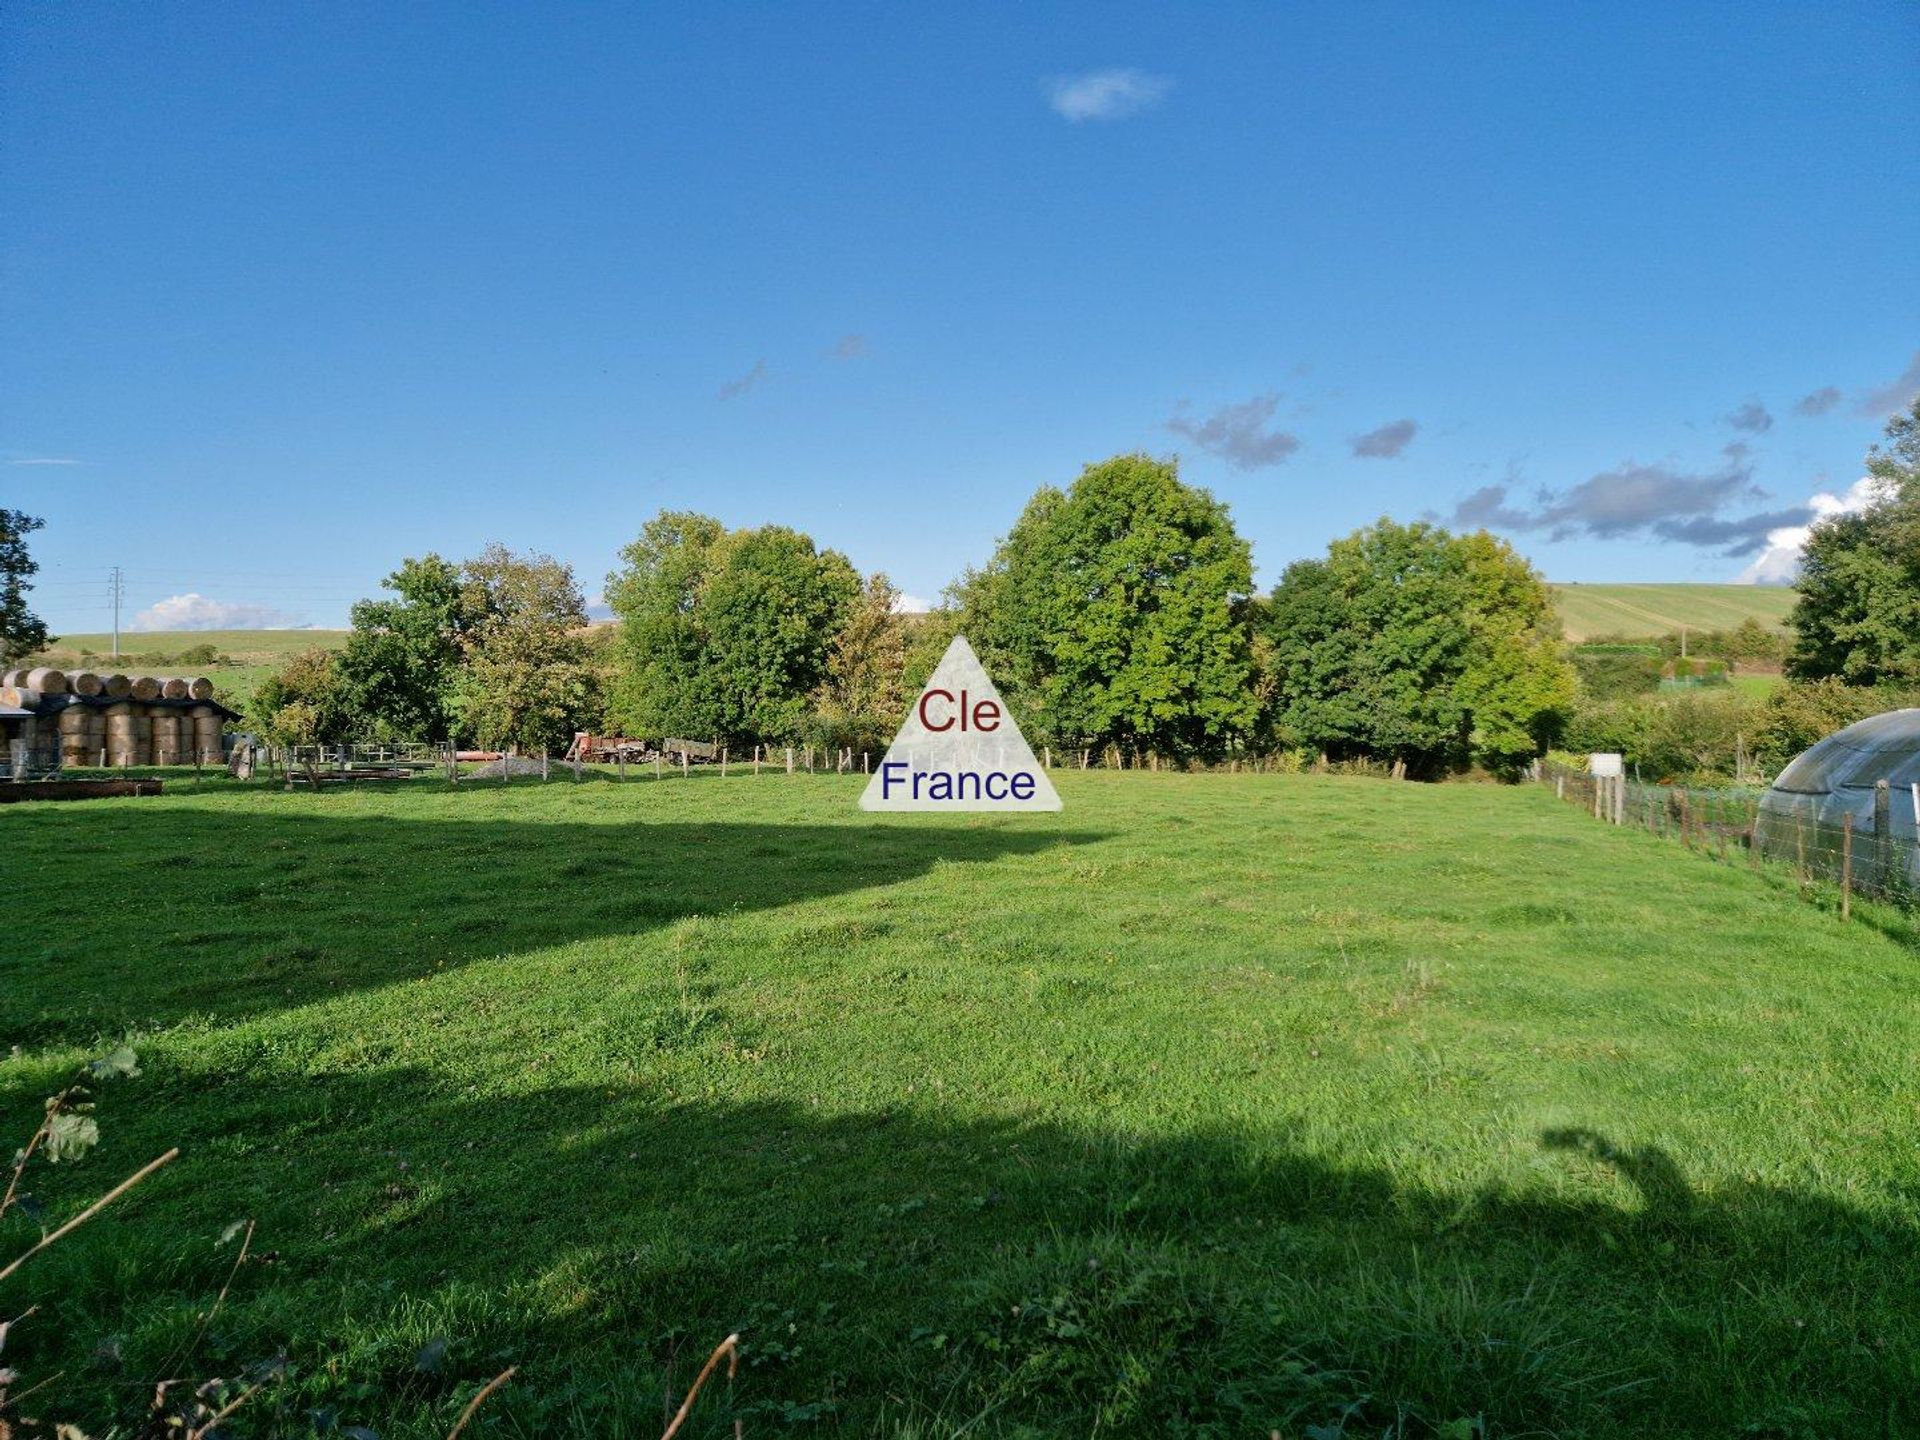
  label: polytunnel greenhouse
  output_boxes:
[1755,707,1920,896]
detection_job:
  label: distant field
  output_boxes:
[37,629,349,663]
[1551,584,1796,640]
[27,630,348,714]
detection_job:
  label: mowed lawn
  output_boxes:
[3,773,1917,1438]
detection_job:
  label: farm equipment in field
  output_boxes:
[566,733,723,765]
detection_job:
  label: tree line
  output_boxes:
[8,396,1915,780]
[242,452,1574,776]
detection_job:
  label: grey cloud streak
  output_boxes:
[1350,418,1418,458]
[1448,456,1806,556]
[1167,393,1301,470]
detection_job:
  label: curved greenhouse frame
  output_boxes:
[1755,708,1920,894]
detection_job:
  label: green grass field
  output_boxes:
[37,629,351,663]
[4,774,1916,1438]
[1550,584,1797,641]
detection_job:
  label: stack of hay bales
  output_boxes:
[57,704,106,768]
[1,667,228,769]
[103,701,149,766]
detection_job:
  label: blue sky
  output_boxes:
[5,2,1916,633]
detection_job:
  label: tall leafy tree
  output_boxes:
[958,454,1258,759]
[1787,397,1920,684]
[334,554,473,740]
[810,572,913,752]
[0,510,52,664]
[248,648,355,746]
[270,543,596,750]
[1265,519,1571,775]
[447,544,594,752]
[606,513,860,745]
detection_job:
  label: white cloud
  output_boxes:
[891,592,932,615]
[7,456,81,466]
[1735,475,1891,584]
[131,593,306,631]
[1045,69,1172,123]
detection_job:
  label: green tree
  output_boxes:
[1264,519,1572,775]
[446,545,595,753]
[1787,397,1920,684]
[326,544,595,749]
[334,554,474,740]
[452,618,599,755]
[957,453,1258,759]
[1,510,52,664]
[809,573,912,753]
[248,648,355,746]
[606,514,861,745]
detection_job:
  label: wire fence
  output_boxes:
[1539,759,1920,916]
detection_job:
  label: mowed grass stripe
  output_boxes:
[1551,583,1797,640]
[2,773,1915,1438]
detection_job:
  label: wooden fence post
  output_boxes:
[863,751,869,774]
[721,746,728,778]
[542,750,549,781]
[655,755,663,782]
[681,751,689,779]
[1842,822,1853,922]
[754,746,761,777]
[786,746,794,775]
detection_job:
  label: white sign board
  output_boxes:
[860,635,1062,812]
[1589,752,1624,778]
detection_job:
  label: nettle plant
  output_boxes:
[0,1052,738,1439]
[0,1046,261,1439]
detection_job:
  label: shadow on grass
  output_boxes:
[10,1077,1913,1439]
[2,808,1105,1044]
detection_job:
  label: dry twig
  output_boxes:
[445,1365,518,1440]
[0,1148,180,1287]
[660,1333,740,1440]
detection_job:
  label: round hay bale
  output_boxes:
[103,701,133,718]
[105,716,148,740]
[102,673,132,699]
[22,668,67,695]
[0,685,41,709]
[149,714,182,741]
[187,676,215,701]
[69,671,104,697]
[189,704,216,719]
[129,676,161,701]
[1,668,24,687]
[159,677,190,700]
[56,708,91,736]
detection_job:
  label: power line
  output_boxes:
[108,566,125,659]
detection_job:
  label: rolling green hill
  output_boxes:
[34,628,349,664]
[26,630,349,713]
[1551,583,1796,641]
